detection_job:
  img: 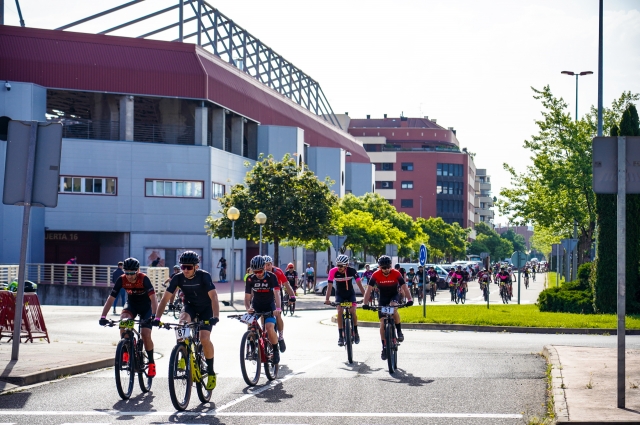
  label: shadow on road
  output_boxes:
[339,361,383,375]
[0,390,31,408]
[381,368,434,386]
[253,381,293,403]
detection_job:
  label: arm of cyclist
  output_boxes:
[324,267,336,305]
[355,276,365,297]
[207,288,219,325]
[274,288,282,316]
[100,275,124,324]
[244,279,254,313]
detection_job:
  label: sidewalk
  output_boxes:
[544,345,640,424]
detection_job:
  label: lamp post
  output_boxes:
[255,212,267,255]
[561,70,593,121]
[561,70,592,281]
[227,206,240,304]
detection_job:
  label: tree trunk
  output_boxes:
[274,237,280,268]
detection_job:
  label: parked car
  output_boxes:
[314,278,365,296]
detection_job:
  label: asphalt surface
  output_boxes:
[2,302,640,425]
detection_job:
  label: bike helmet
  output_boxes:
[250,255,266,271]
[179,251,200,265]
[456,265,462,270]
[336,254,349,265]
[263,255,273,264]
[377,255,392,268]
[173,265,180,270]
[287,263,294,269]
[123,257,140,271]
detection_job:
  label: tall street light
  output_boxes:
[561,70,592,282]
[561,70,593,121]
[227,206,240,304]
[255,212,267,255]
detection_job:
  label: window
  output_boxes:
[212,182,226,199]
[378,181,394,189]
[401,162,414,171]
[437,163,463,177]
[436,181,463,195]
[436,199,463,213]
[479,177,486,183]
[401,199,413,208]
[145,179,203,198]
[388,199,394,205]
[60,176,116,195]
[480,202,486,209]
[401,181,414,189]
[381,163,394,171]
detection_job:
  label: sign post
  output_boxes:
[3,120,62,361]
[592,135,640,408]
[419,244,427,318]
[480,253,490,309]
[328,235,347,268]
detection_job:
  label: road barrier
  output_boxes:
[0,291,49,342]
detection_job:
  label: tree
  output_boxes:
[417,217,468,262]
[205,154,337,266]
[468,225,514,260]
[337,210,404,259]
[500,229,526,253]
[530,225,561,259]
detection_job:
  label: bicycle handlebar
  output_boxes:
[329,301,361,307]
[158,319,211,330]
[102,318,152,328]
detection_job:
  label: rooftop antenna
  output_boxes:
[15,0,25,27]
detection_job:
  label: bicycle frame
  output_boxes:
[232,312,272,362]
[107,319,146,373]
[163,321,206,383]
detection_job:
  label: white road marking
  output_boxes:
[214,356,331,413]
[0,411,524,419]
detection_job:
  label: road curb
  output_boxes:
[543,345,570,423]
[330,316,640,335]
[0,357,113,391]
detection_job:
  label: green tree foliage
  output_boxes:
[468,223,514,260]
[498,86,596,266]
[205,154,337,265]
[530,225,560,258]
[417,217,468,262]
[337,210,404,259]
[500,229,526,252]
[593,101,640,313]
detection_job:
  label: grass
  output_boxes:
[357,304,640,329]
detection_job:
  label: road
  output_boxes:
[1,304,638,425]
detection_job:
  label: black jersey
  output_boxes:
[328,266,359,297]
[166,269,216,308]
[245,271,280,304]
[284,270,298,286]
[111,273,154,304]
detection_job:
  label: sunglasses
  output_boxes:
[337,264,347,268]
[180,265,194,271]
[380,266,391,270]
[253,269,265,274]
[124,271,137,275]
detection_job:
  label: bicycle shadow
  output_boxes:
[252,381,293,403]
[380,368,434,386]
[339,361,383,375]
[109,392,157,419]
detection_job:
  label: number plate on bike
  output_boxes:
[175,326,191,341]
[339,302,353,307]
[118,319,134,329]
[240,314,255,324]
[380,306,395,314]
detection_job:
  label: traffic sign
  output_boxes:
[510,251,526,268]
[385,244,398,257]
[328,235,346,252]
[419,244,427,266]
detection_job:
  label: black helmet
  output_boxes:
[123,257,140,271]
[456,265,462,270]
[378,255,392,268]
[394,263,400,269]
[179,251,200,265]
[250,255,266,271]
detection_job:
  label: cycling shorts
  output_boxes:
[183,303,214,332]
[252,303,277,325]
[122,301,153,329]
[335,293,356,303]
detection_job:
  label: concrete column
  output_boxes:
[195,105,208,146]
[246,122,258,159]
[231,116,244,156]
[107,96,119,140]
[211,108,225,150]
[119,96,134,141]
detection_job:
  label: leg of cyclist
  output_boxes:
[378,316,387,360]
[139,307,156,377]
[350,299,360,344]
[335,304,345,346]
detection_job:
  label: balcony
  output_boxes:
[375,170,396,181]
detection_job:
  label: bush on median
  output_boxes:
[537,262,594,314]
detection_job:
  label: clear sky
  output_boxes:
[4,0,639,225]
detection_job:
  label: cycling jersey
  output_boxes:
[111,273,154,303]
[450,272,463,283]
[166,269,216,308]
[362,269,373,283]
[271,266,288,287]
[284,270,298,287]
[496,272,511,284]
[328,266,359,298]
[245,271,280,312]
[427,270,438,283]
[406,272,416,284]
[368,269,406,305]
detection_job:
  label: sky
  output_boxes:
[4,0,640,225]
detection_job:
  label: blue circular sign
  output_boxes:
[419,244,427,266]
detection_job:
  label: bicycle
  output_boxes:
[368,303,407,373]
[524,275,530,289]
[102,318,153,400]
[282,292,295,316]
[457,284,467,304]
[161,319,213,411]
[429,282,437,302]
[331,301,360,364]
[229,312,279,386]
[449,282,459,303]
[499,282,510,304]
[480,279,489,302]
[218,267,227,283]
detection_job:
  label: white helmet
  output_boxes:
[336,254,349,266]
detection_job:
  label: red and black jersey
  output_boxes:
[369,269,406,301]
[111,273,154,304]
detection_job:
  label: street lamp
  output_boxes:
[227,206,240,304]
[255,212,267,255]
[561,70,592,281]
[561,70,593,121]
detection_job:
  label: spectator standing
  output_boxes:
[305,262,315,292]
[66,256,77,279]
[112,261,125,314]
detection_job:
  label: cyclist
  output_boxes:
[153,251,219,391]
[532,264,537,282]
[305,263,315,292]
[415,265,425,305]
[362,255,413,361]
[507,267,515,297]
[324,254,366,346]
[394,263,406,280]
[496,266,512,298]
[244,255,282,364]
[523,265,530,287]
[284,263,298,295]
[459,265,470,296]
[447,267,461,301]
[264,256,296,352]
[427,266,439,301]
[99,257,158,378]
[406,267,417,298]
[362,264,374,284]
[217,257,227,282]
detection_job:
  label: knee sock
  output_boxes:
[206,357,214,374]
[339,328,344,337]
[146,349,154,364]
[381,340,386,349]
[354,325,358,334]
[395,323,402,333]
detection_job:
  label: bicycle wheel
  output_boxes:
[385,321,395,373]
[460,289,466,304]
[240,331,261,386]
[168,343,192,411]
[282,295,290,316]
[173,299,182,319]
[290,301,295,316]
[137,340,152,393]
[115,339,135,400]
[454,288,459,304]
[264,341,279,381]
[195,343,212,403]
[345,317,353,364]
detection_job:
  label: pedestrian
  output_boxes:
[151,257,161,267]
[305,262,315,291]
[112,261,126,315]
[66,256,77,279]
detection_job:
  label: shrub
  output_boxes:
[538,286,594,314]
